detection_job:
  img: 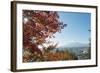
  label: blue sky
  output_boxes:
[50,12,91,47]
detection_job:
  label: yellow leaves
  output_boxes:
[42,51,75,61]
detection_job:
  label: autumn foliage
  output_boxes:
[23,10,76,62]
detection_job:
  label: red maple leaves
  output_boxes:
[23,10,67,57]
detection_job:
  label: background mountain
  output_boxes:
[65,42,89,48]
[55,42,89,54]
